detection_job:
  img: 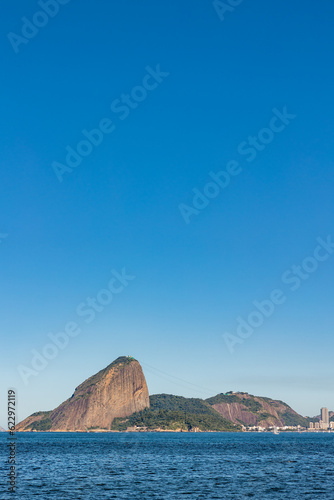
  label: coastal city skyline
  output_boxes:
[308,406,334,430]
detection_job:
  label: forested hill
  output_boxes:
[110,392,309,431]
[111,394,240,432]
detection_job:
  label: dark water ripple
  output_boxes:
[1,432,334,499]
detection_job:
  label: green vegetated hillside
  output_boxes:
[111,394,241,432]
[30,392,309,432]
[206,392,309,428]
[26,411,53,431]
[16,356,313,433]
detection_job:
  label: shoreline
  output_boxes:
[11,429,334,434]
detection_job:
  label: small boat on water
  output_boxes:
[273,427,280,435]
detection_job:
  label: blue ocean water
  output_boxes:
[1,432,334,499]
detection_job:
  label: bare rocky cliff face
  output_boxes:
[206,392,308,428]
[17,357,149,431]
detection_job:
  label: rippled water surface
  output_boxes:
[1,432,334,499]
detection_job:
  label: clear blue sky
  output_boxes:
[1,0,333,425]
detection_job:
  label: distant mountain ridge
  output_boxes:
[0,426,6,432]
[16,357,312,432]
